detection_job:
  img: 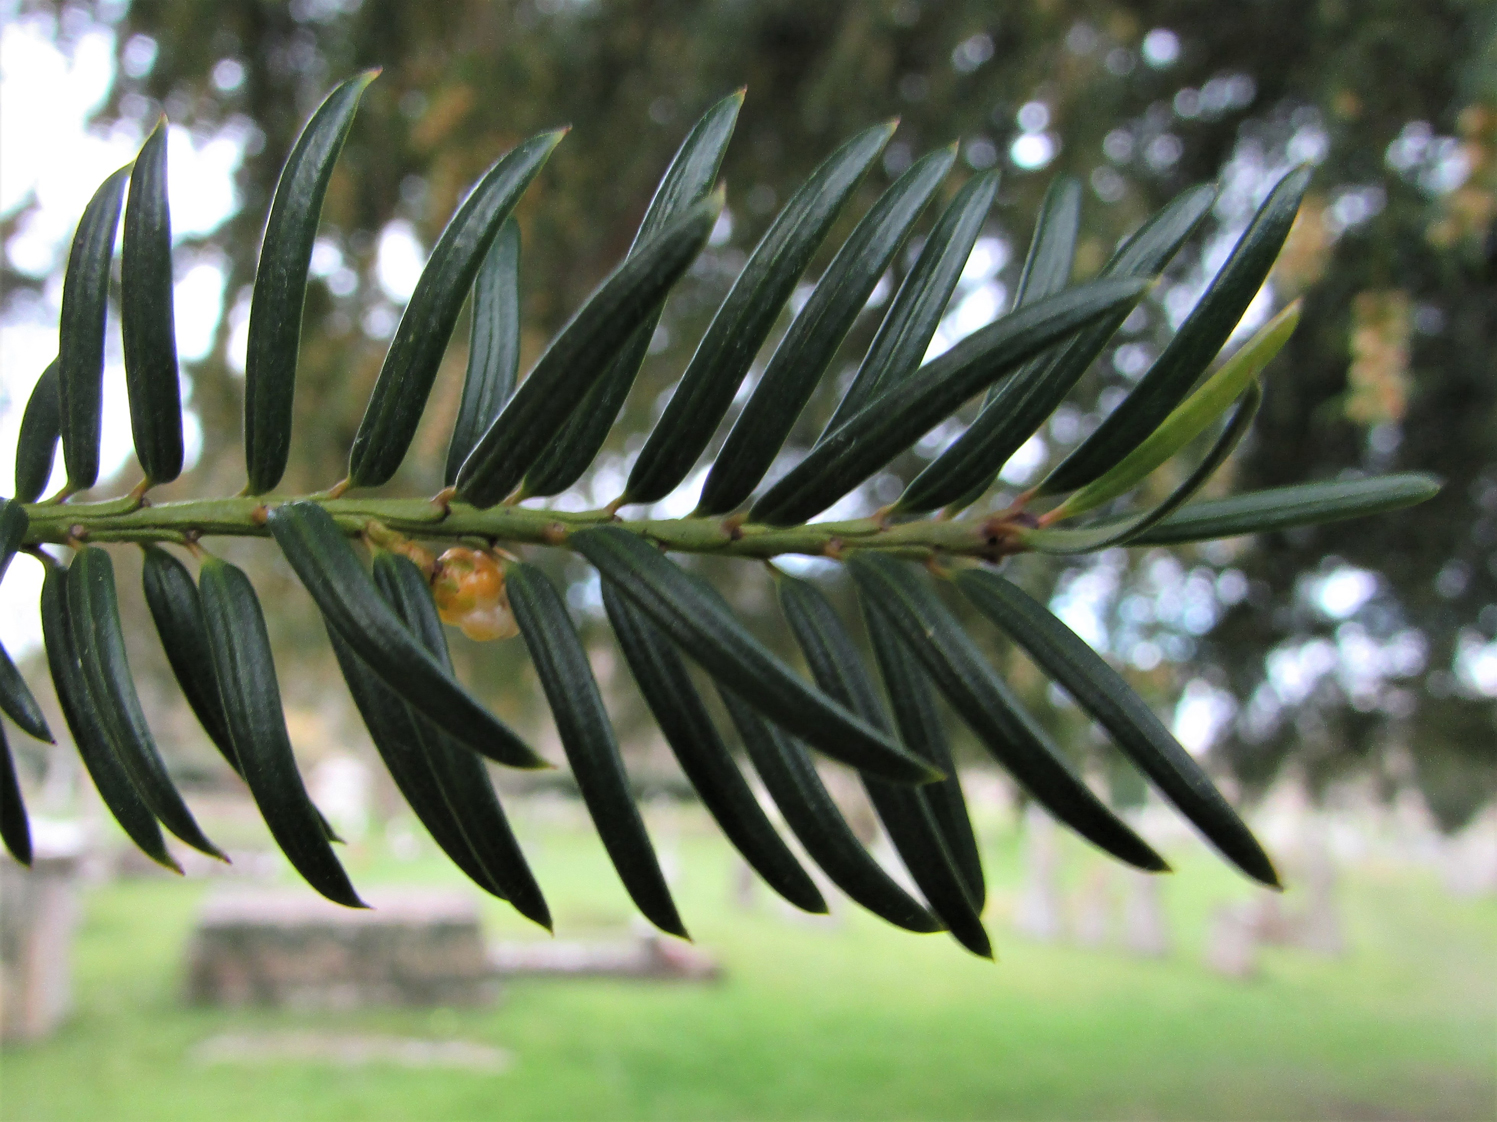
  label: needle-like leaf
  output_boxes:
[956,569,1281,888]
[846,553,1167,872]
[819,171,1000,437]
[523,90,744,499]
[603,580,827,914]
[371,552,550,928]
[266,501,546,769]
[1043,167,1310,495]
[0,644,53,745]
[454,190,721,507]
[975,172,1085,415]
[895,173,1082,514]
[1119,473,1443,545]
[66,547,224,859]
[1022,381,1261,554]
[198,555,363,906]
[862,604,984,907]
[719,687,941,933]
[39,561,178,872]
[776,574,991,957]
[750,277,1150,526]
[444,219,522,486]
[570,525,940,785]
[1049,301,1299,521]
[14,360,61,503]
[507,562,686,938]
[58,165,130,493]
[1098,183,1218,275]
[1011,175,1087,310]
[349,128,565,489]
[697,144,955,515]
[140,546,239,767]
[121,117,183,486]
[243,71,378,495]
[898,180,1215,516]
[0,724,31,865]
[622,121,896,506]
[326,622,507,897]
[140,545,341,841]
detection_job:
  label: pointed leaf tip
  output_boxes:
[1120,472,1441,545]
[349,129,564,489]
[369,552,551,929]
[123,114,185,486]
[1,642,55,745]
[1,724,33,866]
[244,72,378,494]
[40,561,176,871]
[777,576,990,956]
[819,170,999,438]
[454,188,721,506]
[623,119,896,505]
[720,687,941,934]
[521,96,738,498]
[956,569,1281,889]
[1042,167,1309,496]
[698,141,952,514]
[67,548,226,861]
[59,164,131,493]
[199,556,365,907]
[508,563,686,938]
[604,583,826,915]
[847,553,1168,874]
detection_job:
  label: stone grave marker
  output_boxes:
[187,887,496,1009]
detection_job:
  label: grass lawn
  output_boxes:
[1,803,1493,1121]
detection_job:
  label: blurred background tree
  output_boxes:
[2,0,1493,830]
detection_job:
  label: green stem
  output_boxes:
[19,494,1028,562]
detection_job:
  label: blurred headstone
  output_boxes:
[1296,831,1345,956]
[1013,805,1064,942]
[385,816,424,862]
[1204,904,1259,979]
[1072,867,1112,948]
[1121,869,1172,957]
[308,753,372,843]
[0,822,85,1042]
[1243,892,1296,945]
[1441,806,1497,898]
[186,887,496,1008]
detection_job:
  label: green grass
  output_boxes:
[1,805,1493,1121]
